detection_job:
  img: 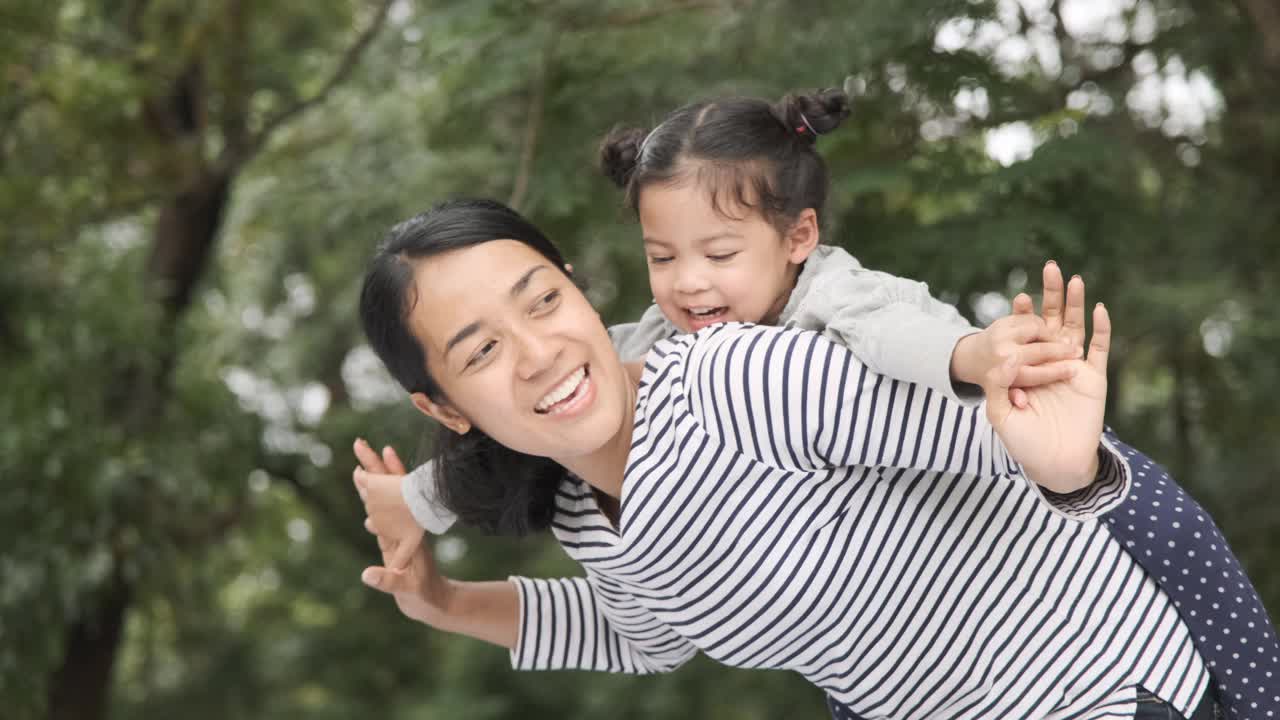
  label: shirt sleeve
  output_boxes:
[508,575,697,674]
[806,269,983,407]
[1027,432,1133,520]
[401,460,458,535]
[682,324,1129,520]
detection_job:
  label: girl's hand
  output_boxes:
[352,439,425,571]
[951,311,1082,391]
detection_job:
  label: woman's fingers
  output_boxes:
[361,566,410,594]
[1012,292,1034,316]
[1087,303,1111,374]
[1063,274,1087,348]
[353,438,387,474]
[1040,262,1065,332]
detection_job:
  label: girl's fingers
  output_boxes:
[1005,313,1050,344]
[983,355,1021,425]
[1012,360,1079,388]
[1012,292,1034,315]
[1010,387,1030,409]
[1013,340,1083,367]
[353,438,387,474]
[383,445,408,476]
[389,533,422,570]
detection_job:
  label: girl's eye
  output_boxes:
[466,340,497,369]
[708,252,739,262]
[648,256,674,265]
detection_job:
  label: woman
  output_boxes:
[355,198,1222,719]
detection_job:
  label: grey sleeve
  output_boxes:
[608,303,679,361]
[814,270,983,407]
[401,459,457,534]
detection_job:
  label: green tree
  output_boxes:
[2,1,1277,718]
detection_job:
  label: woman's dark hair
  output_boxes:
[359,198,569,536]
[599,87,851,232]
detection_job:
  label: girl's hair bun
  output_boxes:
[775,87,852,143]
[598,125,650,188]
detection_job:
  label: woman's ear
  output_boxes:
[785,208,821,264]
[410,392,472,435]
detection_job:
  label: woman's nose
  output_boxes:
[512,328,560,381]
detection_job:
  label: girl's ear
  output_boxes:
[411,392,472,435]
[785,208,821,264]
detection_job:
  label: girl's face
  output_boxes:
[638,179,818,333]
[406,240,631,462]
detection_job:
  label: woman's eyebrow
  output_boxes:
[444,321,482,358]
[509,265,547,298]
[443,264,548,359]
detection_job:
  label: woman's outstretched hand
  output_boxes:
[982,262,1111,494]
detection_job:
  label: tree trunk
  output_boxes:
[48,171,235,720]
[47,573,132,720]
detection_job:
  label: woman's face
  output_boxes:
[638,179,816,333]
[406,240,630,461]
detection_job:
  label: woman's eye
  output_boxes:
[534,289,561,313]
[466,340,497,368]
[708,252,739,262]
[648,256,674,265]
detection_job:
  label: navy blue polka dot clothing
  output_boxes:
[1101,432,1279,719]
[828,431,1279,720]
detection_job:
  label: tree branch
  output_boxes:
[508,38,557,212]
[1239,0,1280,71]
[225,0,395,171]
[560,0,729,32]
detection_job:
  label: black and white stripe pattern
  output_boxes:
[512,323,1208,719]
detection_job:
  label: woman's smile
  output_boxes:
[534,364,594,416]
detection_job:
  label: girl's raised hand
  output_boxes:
[352,439,426,571]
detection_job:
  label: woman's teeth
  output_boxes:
[536,366,587,413]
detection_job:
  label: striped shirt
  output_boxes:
[510,323,1208,719]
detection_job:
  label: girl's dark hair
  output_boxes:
[599,87,851,232]
[359,198,569,536]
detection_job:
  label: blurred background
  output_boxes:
[2,0,1277,718]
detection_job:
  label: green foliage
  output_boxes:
[2,0,1278,718]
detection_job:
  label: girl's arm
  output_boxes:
[682,309,1126,519]
[795,251,1074,407]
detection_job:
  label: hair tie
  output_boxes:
[797,111,821,137]
[638,120,667,159]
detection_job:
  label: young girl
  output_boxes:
[355,89,1276,718]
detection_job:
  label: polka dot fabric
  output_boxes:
[1103,432,1280,719]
